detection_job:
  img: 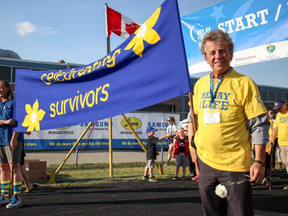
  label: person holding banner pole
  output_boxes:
[190,30,269,216]
[163,116,177,167]
[0,80,23,209]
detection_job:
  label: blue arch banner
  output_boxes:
[13,0,191,132]
[181,0,288,73]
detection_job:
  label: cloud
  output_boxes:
[15,21,35,35]
[15,21,56,36]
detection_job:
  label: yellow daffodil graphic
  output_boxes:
[22,99,46,131]
[124,7,161,57]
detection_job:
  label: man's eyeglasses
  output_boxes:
[167,119,171,121]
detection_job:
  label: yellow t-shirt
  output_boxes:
[274,111,288,146]
[193,69,267,172]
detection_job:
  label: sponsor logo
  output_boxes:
[56,126,71,130]
[121,117,142,130]
[266,44,275,53]
[235,56,256,62]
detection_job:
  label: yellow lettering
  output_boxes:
[79,92,88,109]
[77,68,85,77]
[55,70,65,82]
[100,83,110,102]
[92,61,101,71]
[47,72,54,84]
[86,90,95,107]
[56,101,63,115]
[69,97,77,112]
[85,66,92,73]
[95,86,102,104]
[50,103,56,117]
[41,74,51,85]
[107,48,121,68]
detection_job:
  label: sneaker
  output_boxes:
[6,195,22,209]
[172,176,178,180]
[142,175,149,181]
[0,195,10,206]
[192,174,199,181]
[163,164,168,167]
[149,177,157,182]
[182,176,186,180]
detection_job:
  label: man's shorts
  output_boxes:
[278,145,288,164]
[0,141,23,164]
[176,153,188,167]
[146,159,155,168]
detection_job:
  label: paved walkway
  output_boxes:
[1,170,288,216]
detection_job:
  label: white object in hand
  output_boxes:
[215,184,227,198]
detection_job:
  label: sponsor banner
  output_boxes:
[181,0,288,74]
[24,113,179,150]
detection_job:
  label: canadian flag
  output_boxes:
[106,6,140,39]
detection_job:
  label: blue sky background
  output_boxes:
[1,0,287,88]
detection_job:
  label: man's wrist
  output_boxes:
[254,160,265,166]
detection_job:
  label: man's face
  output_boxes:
[278,104,287,114]
[204,41,232,75]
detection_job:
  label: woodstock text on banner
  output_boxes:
[13,0,191,132]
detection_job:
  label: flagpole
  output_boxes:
[105,3,113,178]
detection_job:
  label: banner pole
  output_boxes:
[188,91,200,176]
[121,114,163,175]
[105,2,113,178]
[53,122,93,177]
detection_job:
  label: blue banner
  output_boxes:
[181,0,288,73]
[14,0,191,132]
[24,139,169,150]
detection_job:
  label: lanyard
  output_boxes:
[210,76,223,104]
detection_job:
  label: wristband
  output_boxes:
[254,160,265,166]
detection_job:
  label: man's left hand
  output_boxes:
[250,162,265,183]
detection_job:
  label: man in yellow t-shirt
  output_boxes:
[188,30,269,216]
[270,100,288,189]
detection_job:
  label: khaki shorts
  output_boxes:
[0,141,23,164]
[146,159,155,168]
[278,145,288,164]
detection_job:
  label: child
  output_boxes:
[172,127,189,180]
[143,126,168,182]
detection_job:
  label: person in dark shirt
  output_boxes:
[143,126,169,182]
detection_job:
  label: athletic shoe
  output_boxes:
[0,195,10,206]
[6,195,22,209]
[142,175,149,181]
[163,164,168,167]
[192,174,199,181]
[182,176,186,180]
[149,177,157,182]
[172,176,178,180]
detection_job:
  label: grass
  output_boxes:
[28,161,179,188]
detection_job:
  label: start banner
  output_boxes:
[24,113,180,150]
[181,0,288,74]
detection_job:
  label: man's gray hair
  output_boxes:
[200,30,234,57]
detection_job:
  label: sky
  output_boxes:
[1,0,287,88]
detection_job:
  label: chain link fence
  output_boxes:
[24,112,180,181]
